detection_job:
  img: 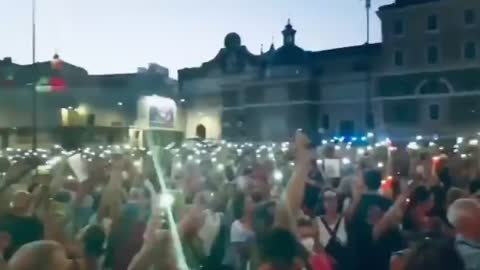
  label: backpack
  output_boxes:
[319,217,349,270]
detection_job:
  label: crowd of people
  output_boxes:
[0,132,480,270]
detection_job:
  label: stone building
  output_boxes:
[0,56,179,148]
[179,21,379,141]
[179,0,480,141]
[376,0,480,138]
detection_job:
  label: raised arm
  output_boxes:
[274,131,311,232]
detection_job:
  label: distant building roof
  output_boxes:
[309,43,382,60]
[379,0,441,10]
[271,45,307,66]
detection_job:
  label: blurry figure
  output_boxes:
[317,190,349,270]
[298,218,334,270]
[259,228,304,270]
[8,240,77,270]
[2,190,44,260]
[77,225,106,270]
[229,192,255,270]
[402,186,434,234]
[104,189,150,270]
[403,238,465,270]
[446,187,468,208]
[349,169,399,270]
[448,199,480,270]
[0,219,12,265]
[468,180,480,201]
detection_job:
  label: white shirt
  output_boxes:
[316,216,347,247]
[230,220,253,243]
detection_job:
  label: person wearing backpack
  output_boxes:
[316,190,350,270]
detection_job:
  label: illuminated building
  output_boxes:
[179,0,480,141]
[0,57,178,148]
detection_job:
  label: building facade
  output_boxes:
[0,56,180,148]
[376,0,480,138]
[179,0,480,141]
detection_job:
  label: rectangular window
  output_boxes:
[393,19,404,36]
[465,9,476,26]
[322,114,330,130]
[464,42,476,60]
[429,104,440,120]
[427,45,439,64]
[394,50,404,66]
[427,15,438,31]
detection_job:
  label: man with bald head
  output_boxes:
[448,198,480,270]
[7,240,75,270]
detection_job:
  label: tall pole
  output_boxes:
[365,0,373,131]
[32,0,38,151]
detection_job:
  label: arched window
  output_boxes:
[416,79,452,95]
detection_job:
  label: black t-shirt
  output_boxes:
[349,193,401,270]
[2,214,44,259]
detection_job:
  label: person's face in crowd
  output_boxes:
[416,195,435,217]
[11,191,31,213]
[252,179,270,202]
[323,191,338,215]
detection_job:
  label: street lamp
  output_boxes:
[32,0,38,151]
[364,0,374,131]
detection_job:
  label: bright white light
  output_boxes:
[322,140,328,145]
[357,148,365,155]
[461,154,467,159]
[407,142,419,150]
[457,137,464,144]
[334,145,341,150]
[211,157,217,163]
[367,146,373,151]
[342,158,351,165]
[67,175,75,180]
[367,132,374,138]
[469,139,479,146]
[429,142,435,147]
[273,170,283,182]
[416,135,423,140]
[316,159,323,165]
[159,193,175,209]
[117,102,123,106]
[217,163,225,171]
[187,155,193,161]
[377,162,384,168]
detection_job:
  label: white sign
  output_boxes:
[323,159,341,178]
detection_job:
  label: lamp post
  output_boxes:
[364,0,374,131]
[32,0,38,150]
